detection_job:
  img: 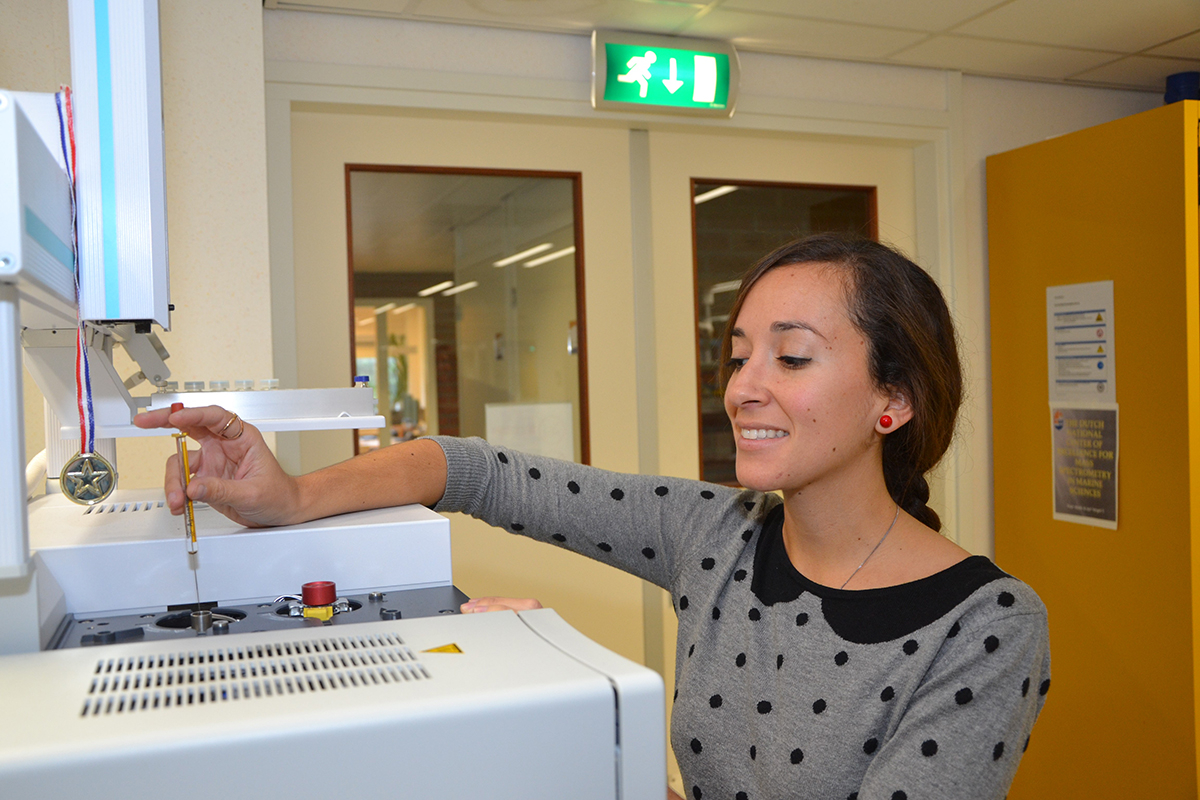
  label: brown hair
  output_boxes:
[719,233,962,531]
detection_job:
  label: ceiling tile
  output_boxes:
[719,0,1007,33]
[1068,54,1200,90]
[681,9,927,60]
[1147,29,1200,58]
[890,35,1116,80]
[406,0,704,33]
[954,0,1200,53]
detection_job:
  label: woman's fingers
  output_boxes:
[460,597,545,614]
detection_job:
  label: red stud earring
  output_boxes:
[879,415,893,429]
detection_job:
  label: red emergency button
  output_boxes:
[302,581,337,606]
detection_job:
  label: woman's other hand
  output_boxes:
[134,404,301,528]
[460,596,544,614]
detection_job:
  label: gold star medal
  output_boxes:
[60,451,116,505]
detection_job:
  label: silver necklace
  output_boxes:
[839,504,901,590]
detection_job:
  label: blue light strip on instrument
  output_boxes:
[24,206,74,271]
[94,0,120,319]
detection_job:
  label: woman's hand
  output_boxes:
[460,596,544,614]
[134,404,301,527]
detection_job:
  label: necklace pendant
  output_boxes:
[60,451,116,505]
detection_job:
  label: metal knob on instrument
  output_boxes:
[190,609,213,632]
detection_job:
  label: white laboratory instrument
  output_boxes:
[0,2,666,797]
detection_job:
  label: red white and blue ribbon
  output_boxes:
[55,87,95,455]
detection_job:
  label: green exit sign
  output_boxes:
[592,31,739,118]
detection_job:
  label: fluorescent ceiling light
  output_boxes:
[418,280,455,297]
[392,302,417,314]
[442,281,479,296]
[356,317,375,327]
[373,302,397,314]
[494,243,553,267]
[524,245,576,267]
[694,185,738,205]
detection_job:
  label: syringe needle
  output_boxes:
[173,432,198,555]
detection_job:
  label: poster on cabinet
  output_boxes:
[1050,403,1118,529]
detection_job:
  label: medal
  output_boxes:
[60,451,116,505]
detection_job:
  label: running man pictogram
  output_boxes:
[617,50,657,98]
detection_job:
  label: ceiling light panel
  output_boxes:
[418,280,456,296]
[953,0,1200,53]
[684,9,927,60]
[494,243,553,267]
[719,0,1007,33]
[889,36,1117,81]
[524,246,576,267]
[442,280,479,296]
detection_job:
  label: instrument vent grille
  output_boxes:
[83,500,166,514]
[80,632,429,717]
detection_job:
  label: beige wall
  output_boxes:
[3,0,273,490]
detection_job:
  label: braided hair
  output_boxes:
[719,234,962,531]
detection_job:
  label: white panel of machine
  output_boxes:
[69,0,169,325]
[0,611,651,800]
[30,494,454,613]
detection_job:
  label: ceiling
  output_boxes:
[266,0,1200,92]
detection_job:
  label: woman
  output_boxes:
[138,234,1049,800]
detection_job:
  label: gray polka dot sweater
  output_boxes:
[431,436,1051,800]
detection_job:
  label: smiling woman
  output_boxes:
[138,232,1048,800]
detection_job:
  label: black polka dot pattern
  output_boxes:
[985,635,1001,653]
[812,699,826,714]
[528,467,541,480]
[736,653,746,668]
[863,738,878,755]
[749,608,761,621]
[790,748,804,764]
[497,452,508,464]
[712,607,721,620]
[709,694,722,708]
[742,530,753,542]
[1039,678,1051,696]
[835,651,849,666]
[749,745,756,760]
[947,621,961,638]
[892,792,907,800]
[921,739,938,757]
[955,687,973,705]
[743,501,755,511]
[597,542,613,552]
[998,591,1015,607]
[691,738,702,754]
[700,490,715,499]
[511,523,524,531]
[736,793,748,800]
[688,644,695,657]
[692,786,702,800]
[701,558,716,570]
[679,595,689,610]
[655,485,669,497]
[610,488,624,501]
[567,481,580,494]
[902,639,919,655]
[880,686,895,702]
[1021,677,1030,697]
[757,700,772,714]
[993,741,1005,760]
[642,547,656,559]
[796,613,809,626]
[734,569,747,581]
[775,654,783,669]
[551,533,566,542]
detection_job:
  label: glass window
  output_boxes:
[692,180,876,484]
[349,168,587,462]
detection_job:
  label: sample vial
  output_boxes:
[235,379,255,391]
[354,375,369,388]
[262,378,280,390]
[183,381,205,392]
[209,380,230,392]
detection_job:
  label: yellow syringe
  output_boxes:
[172,431,198,555]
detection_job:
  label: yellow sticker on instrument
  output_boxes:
[422,643,463,654]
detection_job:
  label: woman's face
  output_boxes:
[724,263,892,495]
